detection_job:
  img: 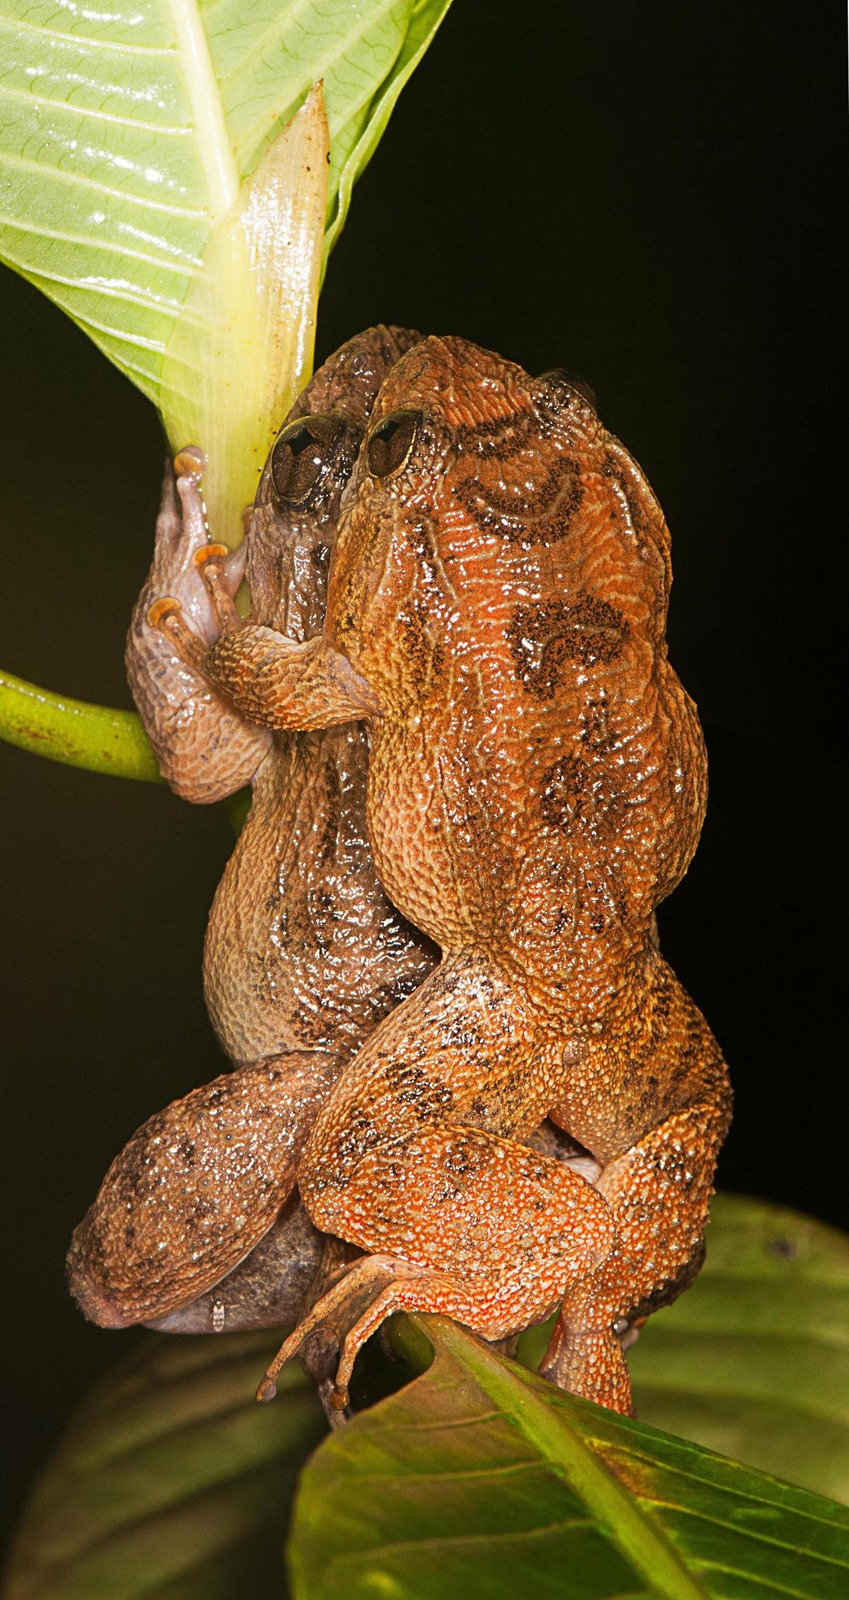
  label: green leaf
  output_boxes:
[0,0,453,543]
[4,1331,325,1600]
[290,1313,849,1600]
[628,1194,849,1506]
[0,0,453,755]
[0,668,160,782]
[516,1194,849,1507]
[0,0,452,407]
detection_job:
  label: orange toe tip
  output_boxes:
[193,544,229,570]
[147,596,181,629]
[173,447,206,479]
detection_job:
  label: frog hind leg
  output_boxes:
[259,1121,617,1415]
[66,1050,339,1329]
[259,953,618,1411]
[540,1095,731,1413]
[144,1190,324,1336]
[540,953,732,1412]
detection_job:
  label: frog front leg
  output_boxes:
[153,593,380,733]
[128,448,271,801]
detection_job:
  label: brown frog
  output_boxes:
[167,335,732,1418]
[66,327,439,1347]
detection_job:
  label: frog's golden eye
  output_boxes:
[367,410,420,479]
[270,415,346,506]
[538,369,598,412]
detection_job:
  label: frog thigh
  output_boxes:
[146,1192,323,1335]
[67,1051,338,1328]
[295,953,615,1346]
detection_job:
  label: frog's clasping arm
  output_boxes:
[149,595,382,733]
[128,452,270,803]
[204,626,382,731]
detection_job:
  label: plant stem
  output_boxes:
[0,668,161,782]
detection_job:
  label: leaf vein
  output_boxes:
[332,1458,552,1488]
[634,1498,849,1569]
[602,1440,849,1534]
[0,215,194,278]
[0,14,172,58]
[324,1515,599,1564]
[696,1558,827,1599]
[0,149,208,220]
[0,81,191,138]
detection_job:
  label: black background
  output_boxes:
[1,0,846,1551]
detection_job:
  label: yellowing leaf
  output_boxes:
[160,84,328,544]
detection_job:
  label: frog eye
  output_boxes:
[270,414,346,506]
[367,410,420,479]
[537,369,598,412]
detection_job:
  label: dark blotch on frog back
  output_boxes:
[508,592,629,698]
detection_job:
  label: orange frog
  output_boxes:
[177,335,732,1417]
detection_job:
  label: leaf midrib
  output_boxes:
[444,1329,707,1600]
[165,0,238,220]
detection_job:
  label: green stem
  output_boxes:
[0,668,161,783]
[384,1312,439,1375]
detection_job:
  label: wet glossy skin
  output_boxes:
[67,327,438,1339]
[68,332,731,1420]
[194,336,732,1416]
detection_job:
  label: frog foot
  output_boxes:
[151,446,246,643]
[146,547,244,669]
[257,1253,451,1419]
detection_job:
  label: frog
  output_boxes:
[66,326,440,1352]
[158,334,732,1418]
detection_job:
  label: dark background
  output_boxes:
[2,0,846,1551]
